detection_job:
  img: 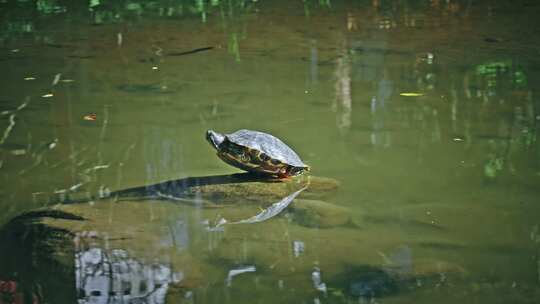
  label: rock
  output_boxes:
[182,175,340,204]
[289,199,352,228]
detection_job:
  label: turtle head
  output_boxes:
[206,130,225,150]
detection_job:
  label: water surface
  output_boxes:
[1,0,540,303]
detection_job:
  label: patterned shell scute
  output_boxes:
[226,129,306,167]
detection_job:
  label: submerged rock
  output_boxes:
[331,265,399,299]
[183,175,339,204]
[288,199,352,228]
[328,259,467,301]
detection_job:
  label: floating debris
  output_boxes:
[83,164,110,174]
[10,149,26,156]
[41,93,54,98]
[83,113,97,121]
[23,77,36,81]
[452,137,465,142]
[69,182,84,192]
[10,49,20,53]
[48,139,58,149]
[165,46,214,57]
[60,79,75,83]
[117,32,123,47]
[52,73,61,86]
[399,92,424,97]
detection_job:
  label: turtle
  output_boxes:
[206,129,310,178]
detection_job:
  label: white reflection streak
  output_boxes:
[16,100,29,111]
[16,138,59,176]
[538,251,540,285]
[333,49,352,132]
[0,114,16,145]
[99,106,109,141]
[310,39,318,85]
[121,143,137,164]
[293,240,305,258]
[116,142,136,189]
[311,267,327,294]
[98,185,111,199]
[226,266,256,287]
[153,45,163,57]
[1,98,29,117]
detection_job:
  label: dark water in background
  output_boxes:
[1,0,540,303]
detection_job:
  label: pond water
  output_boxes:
[1,0,540,303]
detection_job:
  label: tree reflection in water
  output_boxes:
[75,231,181,304]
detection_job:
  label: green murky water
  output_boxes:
[1,0,540,303]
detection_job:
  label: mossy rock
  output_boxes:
[186,175,339,204]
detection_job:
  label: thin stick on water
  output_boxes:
[0,114,16,145]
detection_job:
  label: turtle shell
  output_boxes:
[218,129,309,176]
